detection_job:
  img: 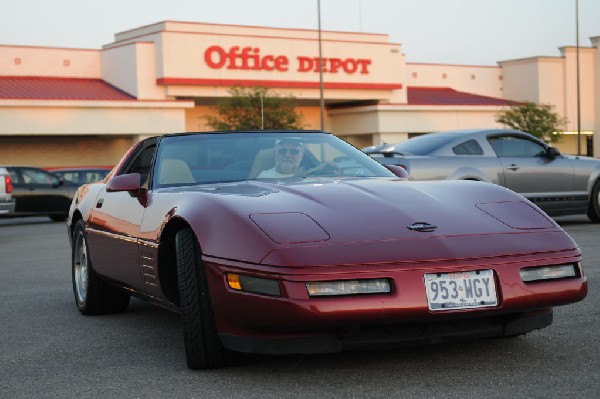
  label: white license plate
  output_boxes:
[424,270,497,311]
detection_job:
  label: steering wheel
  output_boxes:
[303,162,340,177]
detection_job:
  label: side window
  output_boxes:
[452,140,484,155]
[121,145,157,189]
[488,137,546,157]
[21,168,59,185]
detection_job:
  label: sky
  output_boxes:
[1,0,598,66]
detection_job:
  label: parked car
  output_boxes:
[364,129,600,221]
[50,167,112,185]
[2,166,80,222]
[68,130,587,369]
[0,167,16,215]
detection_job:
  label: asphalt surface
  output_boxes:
[0,216,598,398]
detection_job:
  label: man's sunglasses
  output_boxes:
[277,148,301,156]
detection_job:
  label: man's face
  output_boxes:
[274,144,303,174]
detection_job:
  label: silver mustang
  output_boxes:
[365,129,600,221]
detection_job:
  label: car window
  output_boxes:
[488,136,546,157]
[452,139,484,155]
[122,145,157,189]
[20,168,59,185]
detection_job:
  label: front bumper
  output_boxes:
[219,309,553,354]
[203,248,587,355]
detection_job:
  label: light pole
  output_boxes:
[576,0,581,157]
[317,0,325,130]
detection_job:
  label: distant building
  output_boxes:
[0,20,598,166]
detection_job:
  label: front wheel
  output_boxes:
[587,181,600,222]
[72,220,130,315]
[175,228,229,369]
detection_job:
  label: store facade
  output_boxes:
[0,20,598,167]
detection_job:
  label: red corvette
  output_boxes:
[67,131,587,369]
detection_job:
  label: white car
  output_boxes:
[0,167,16,215]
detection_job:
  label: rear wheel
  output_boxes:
[587,181,600,222]
[72,220,130,315]
[175,228,228,369]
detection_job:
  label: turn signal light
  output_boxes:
[226,273,281,296]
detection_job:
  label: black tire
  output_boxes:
[588,181,600,222]
[175,228,229,369]
[72,220,130,315]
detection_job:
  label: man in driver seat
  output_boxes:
[257,139,304,178]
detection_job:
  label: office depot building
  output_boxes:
[0,20,599,167]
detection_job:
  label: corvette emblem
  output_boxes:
[407,222,437,232]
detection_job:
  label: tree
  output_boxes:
[495,101,567,143]
[206,86,304,130]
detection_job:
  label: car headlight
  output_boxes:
[306,279,391,297]
[226,273,281,296]
[520,264,577,283]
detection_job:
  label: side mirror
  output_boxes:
[546,147,560,160]
[384,164,409,180]
[107,173,142,192]
[51,176,64,188]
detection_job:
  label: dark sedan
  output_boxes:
[2,166,80,222]
[51,167,112,185]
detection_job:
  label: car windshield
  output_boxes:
[153,132,395,187]
[383,133,465,155]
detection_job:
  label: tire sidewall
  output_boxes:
[589,181,600,222]
[72,220,89,311]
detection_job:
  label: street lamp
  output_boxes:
[317,0,325,130]
[576,0,581,157]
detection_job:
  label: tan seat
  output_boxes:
[158,159,195,184]
[248,149,274,178]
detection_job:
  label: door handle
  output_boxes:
[96,198,104,208]
[506,164,519,171]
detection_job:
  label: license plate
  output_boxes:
[424,270,497,311]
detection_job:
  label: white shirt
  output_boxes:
[256,167,295,178]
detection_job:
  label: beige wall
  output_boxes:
[560,47,596,132]
[330,105,509,140]
[500,48,596,132]
[100,41,167,100]
[112,22,405,89]
[0,135,134,167]
[0,45,100,78]
[0,101,192,135]
[407,63,504,98]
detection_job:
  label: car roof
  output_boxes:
[427,128,528,136]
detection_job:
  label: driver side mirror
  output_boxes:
[545,147,561,160]
[107,173,142,192]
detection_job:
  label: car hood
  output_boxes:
[167,177,578,266]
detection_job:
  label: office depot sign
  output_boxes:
[204,45,372,74]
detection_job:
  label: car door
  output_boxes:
[8,167,69,213]
[85,140,157,289]
[488,135,574,211]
